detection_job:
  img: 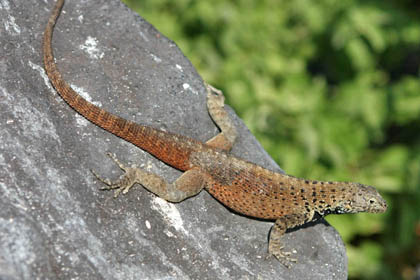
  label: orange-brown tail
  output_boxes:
[42,0,199,171]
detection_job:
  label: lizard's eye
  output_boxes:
[369,199,376,204]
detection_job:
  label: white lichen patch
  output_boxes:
[138,31,149,42]
[145,220,151,229]
[28,61,52,91]
[0,0,11,10]
[4,15,20,35]
[182,83,199,95]
[71,84,102,107]
[163,229,175,238]
[150,53,162,63]
[1,0,21,35]
[80,36,104,60]
[150,197,189,236]
[75,114,89,127]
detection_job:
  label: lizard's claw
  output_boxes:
[91,153,137,198]
[267,245,298,268]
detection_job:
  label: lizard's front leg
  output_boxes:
[269,213,312,267]
[205,84,238,151]
[92,153,210,202]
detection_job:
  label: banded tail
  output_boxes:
[42,0,199,171]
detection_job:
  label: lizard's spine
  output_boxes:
[43,0,198,171]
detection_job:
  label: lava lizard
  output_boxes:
[43,0,387,267]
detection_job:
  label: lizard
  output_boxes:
[43,0,387,267]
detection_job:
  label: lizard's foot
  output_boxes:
[91,153,138,198]
[206,83,225,107]
[205,83,237,151]
[268,244,298,268]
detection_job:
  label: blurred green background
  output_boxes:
[122,0,420,279]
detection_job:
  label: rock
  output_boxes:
[0,0,347,279]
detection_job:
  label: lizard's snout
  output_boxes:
[369,195,387,213]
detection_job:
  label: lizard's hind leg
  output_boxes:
[205,84,238,151]
[92,153,208,202]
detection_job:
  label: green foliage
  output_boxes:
[123,0,420,278]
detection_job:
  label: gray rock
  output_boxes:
[0,0,347,279]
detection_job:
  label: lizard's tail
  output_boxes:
[42,0,197,171]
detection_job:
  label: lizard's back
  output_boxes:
[191,149,317,219]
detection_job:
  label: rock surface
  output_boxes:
[0,0,347,279]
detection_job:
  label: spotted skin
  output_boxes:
[43,0,388,268]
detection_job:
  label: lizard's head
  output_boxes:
[334,183,387,214]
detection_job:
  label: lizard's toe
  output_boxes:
[268,245,298,268]
[92,164,138,198]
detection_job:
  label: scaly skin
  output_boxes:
[43,0,387,267]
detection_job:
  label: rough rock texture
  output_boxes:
[0,0,347,279]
